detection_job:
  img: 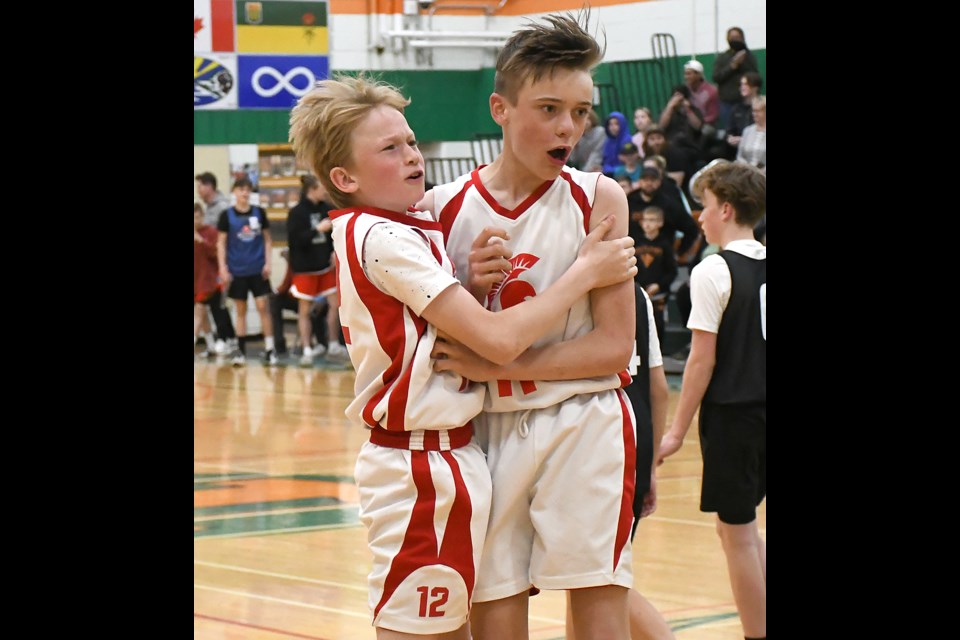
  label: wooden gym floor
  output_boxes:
[194,357,765,639]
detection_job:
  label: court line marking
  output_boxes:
[194,584,369,618]
[194,504,357,522]
[195,613,331,640]
[196,521,360,539]
[195,559,367,592]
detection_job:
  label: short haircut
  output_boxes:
[194,202,203,214]
[752,95,766,111]
[693,160,766,227]
[642,206,664,222]
[494,10,604,104]
[232,176,253,191]
[644,154,667,172]
[741,71,762,91]
[195,172,217,189]
[289,73,410,208]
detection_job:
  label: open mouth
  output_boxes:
[407,170,424,180]
[548,147,569,162]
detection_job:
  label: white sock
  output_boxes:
[265,336,275,351]
[328,341,340,351]
[204,332,216,350]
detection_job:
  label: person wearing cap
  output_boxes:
[613,141,643,191]
[712,27,759,131]
[683,59,720,129]
[627,165,702,267]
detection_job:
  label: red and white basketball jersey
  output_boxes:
[434,166,627,413]
[332,205,485,438]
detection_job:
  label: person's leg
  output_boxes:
[716,518,765,639]
[233,297,249,365]
[568,585,630,640]
[254,294,276,363]
[208,291,235,343]
[375,625,471,640]
[298,298,315,364]
[470,593,529,640]
[194,303,205,344]
[325,291,348,357]
[627,589,674,640]
[269,294,287,354]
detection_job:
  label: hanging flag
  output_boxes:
[235,0,329,54]
[195,0,235,53]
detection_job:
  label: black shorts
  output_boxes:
[698,402,765,521]
[227,274,273,300]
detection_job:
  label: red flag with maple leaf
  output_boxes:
[194,0,234,53]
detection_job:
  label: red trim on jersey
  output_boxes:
[472,168,554,220]
[618,370,632,388]
[558,170,594,235]
[342,326,351,345]
[438,176,476,242]
[369,424,474,451]
[613,389,636,572]
[343,213,408,431]
[372,450,477,619]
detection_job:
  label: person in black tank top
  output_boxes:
[657,161,767,640]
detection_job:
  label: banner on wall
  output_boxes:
[237,55,328,108]
[194,0,235,53]
[194,54,239,109]
[235,0,329,54]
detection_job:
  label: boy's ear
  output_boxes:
[330,167,358,194]
[490,92,508,125]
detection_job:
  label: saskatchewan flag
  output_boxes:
[236,1,329,54]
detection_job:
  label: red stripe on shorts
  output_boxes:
[613,389,636,571]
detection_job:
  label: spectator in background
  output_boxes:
[217,177,278,367]
[270,248,330,358]
[568,107,606,172]
[658,85,704,178]
[632,206,677,343]
[613,141,643,193]
[601,111,633,176]
[631,106,654,156]
[723,72,763,161]
[196,171,237,352]
[712,27,760,131]
[643,125,695,195]
[737,96,766,171]
[196,171,231,227]
[195,203,236,358]
[286,174,347,366]
[628,166,702,266]
[683,59,720,140]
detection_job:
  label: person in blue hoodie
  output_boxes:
[601,111,633,177]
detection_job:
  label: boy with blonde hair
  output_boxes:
[288,73,638,639]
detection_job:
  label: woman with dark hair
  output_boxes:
[285,174,345,366]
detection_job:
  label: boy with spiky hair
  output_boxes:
[423,11,670,639]
[659,160,766,640]
[288,73,638,639]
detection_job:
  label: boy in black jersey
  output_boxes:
[658,161,766,640]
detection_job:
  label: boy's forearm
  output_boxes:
[668,338,715,440]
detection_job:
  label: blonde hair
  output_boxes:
[289,73,410,208]
[752,95,766,112]
[494,10,604,104]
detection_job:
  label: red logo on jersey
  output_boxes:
[488,253,540,309]
[489,253,540,397]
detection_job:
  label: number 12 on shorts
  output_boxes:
[416,586,449,617]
